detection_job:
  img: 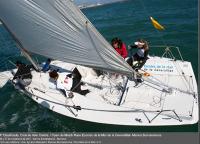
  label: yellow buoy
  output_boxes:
[150,16,165,30]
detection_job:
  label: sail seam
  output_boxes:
[85,22,111,70]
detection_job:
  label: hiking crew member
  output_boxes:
[127,39,149,69]
[12,61,34,89]
[49,68,90,97]
[111,37,128,59]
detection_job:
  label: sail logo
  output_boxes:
[143,64,174,73]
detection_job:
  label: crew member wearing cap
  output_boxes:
[127,39,149,68]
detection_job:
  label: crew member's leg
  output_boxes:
[71,68,89,95]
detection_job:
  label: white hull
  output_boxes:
[1,57,198,126]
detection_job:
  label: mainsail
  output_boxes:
[0,0,134,76]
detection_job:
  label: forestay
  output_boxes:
[0,0,134,76]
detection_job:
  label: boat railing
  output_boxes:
[28,85,183,123]
[150,45,184,61]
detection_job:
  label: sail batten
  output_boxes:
[0,0,134,76]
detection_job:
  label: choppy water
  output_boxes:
[0,0,198,132]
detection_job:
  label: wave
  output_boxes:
[78,0,127,9]
[0,93,16,113]
[10,113,19,124]
[0,123,7,129]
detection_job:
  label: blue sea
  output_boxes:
[0,0,198,132]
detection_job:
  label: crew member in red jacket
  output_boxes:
[111,37,128,59]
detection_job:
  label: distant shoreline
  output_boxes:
[78,0,128,9]
[78,3,103,9]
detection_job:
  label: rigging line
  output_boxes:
[149,111,163,123]
[144,76,194,95]
[151,92,165,109]
[134,82,162,106]
[151,94,164,107]
[32,86,69,105]
[144,82,166,92]
[0,55,20,68]
[134,71,155,101]
[30,81,67,104]
[139,0,167,46]
[147,74,170,88]
[143,61,169,87]
[0,19,39,71]
[86,21,134,77]
[97,72,125,89]
[188,77,192,95]
[124,99,163,110]
[140,68,189,94]
[142,112,150,123]
[177,62,191,87]
[190,76,195,95]
[26,88,185,121]
[165,47,172,94]
[190,99,196,117]
[134,72,149,101]
[8,60,16,67]
[172,61,191,91]
[169,50,175,59]
[0,54,18,62]
[107,75,122,88]
[165,48,175,59]
[142,82,165,108]
[99,74,106,89]
[117,77,129,106]
[25,85,170,113]
[66,106,77,117]
[160,92,168,110]
[141,75,165,90]
[143,77,169,90]
[26,89,177,113]
[85,22,109,72]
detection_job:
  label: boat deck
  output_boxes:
[1,57,198,126]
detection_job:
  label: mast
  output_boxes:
[0,19,40,71]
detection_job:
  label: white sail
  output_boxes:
[0,0,134,76]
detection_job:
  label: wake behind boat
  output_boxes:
[0,0,198,126]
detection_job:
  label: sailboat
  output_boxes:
[0,0,198,126]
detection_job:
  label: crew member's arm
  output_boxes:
[121,43,128,59]
[130,45,138,49]
[27,64,39,72]
[144,50,149,59]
